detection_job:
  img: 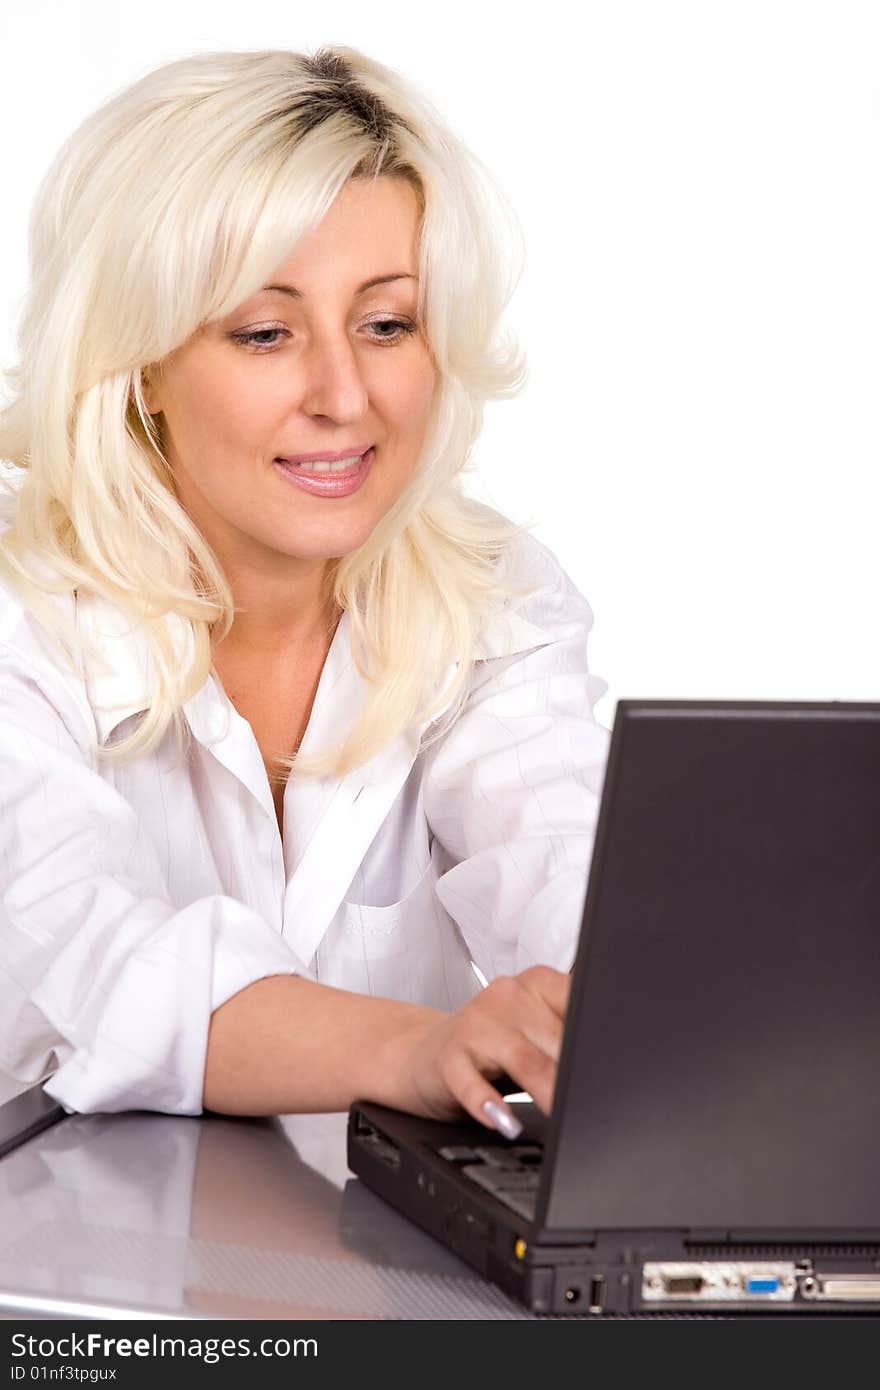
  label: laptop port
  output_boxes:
[801,1273,880,1301]
[353,1116,401,1171]
[560,1276,604,1312]
[664,1275,704,1295]
[643,1262,796,1303]
[744,1275,782,1295]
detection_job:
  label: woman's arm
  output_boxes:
[0,650,302,1115]
[204,966,569,1130]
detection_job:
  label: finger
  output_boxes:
[459,1020,558,1117]
[518,964,571,1018]
[478,975,566,1065]
[488,1026,557,1115]
[517,992,566,1065]
[441,1048,527,1139]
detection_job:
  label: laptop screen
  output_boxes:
[537,701,880,1237]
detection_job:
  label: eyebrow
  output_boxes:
[260,273,418,299]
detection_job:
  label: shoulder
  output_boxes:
[0,513,95,745]
[421,510,608,748]
[503,526,595,623]
[472,507,597,662]
[0,510,76,663]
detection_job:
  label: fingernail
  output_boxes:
[482,1099,523,1140]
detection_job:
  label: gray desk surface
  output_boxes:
[0,1105,536,1321]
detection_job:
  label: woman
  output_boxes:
[0,46,609,1140]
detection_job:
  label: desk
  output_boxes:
[0,1106,535,1320]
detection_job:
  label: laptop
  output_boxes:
[348,699,880,1316]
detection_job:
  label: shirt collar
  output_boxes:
[75,588,205,747]
[75,587,554,749]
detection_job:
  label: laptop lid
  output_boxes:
[532,700,880,1242]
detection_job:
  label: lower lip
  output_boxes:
[274,447,374,498]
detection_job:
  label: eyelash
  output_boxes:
[230,318,418,352]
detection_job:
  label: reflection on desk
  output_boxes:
[0,1109,535,1320]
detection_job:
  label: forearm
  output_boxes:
[203,973,441,1116]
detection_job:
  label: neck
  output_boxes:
[212,558,341,661]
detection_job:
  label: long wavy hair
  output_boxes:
[0,45,538,782]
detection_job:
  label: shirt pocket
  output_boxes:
[314,837,480,1010]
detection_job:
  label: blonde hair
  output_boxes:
[0,45,538,782]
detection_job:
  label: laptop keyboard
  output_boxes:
[436,1142,544,1223]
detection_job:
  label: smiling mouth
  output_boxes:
[274,446,373,472]
[272,448,375,496]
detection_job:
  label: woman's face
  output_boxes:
[145,176,435,589]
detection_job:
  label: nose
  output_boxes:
[297,327,369,425]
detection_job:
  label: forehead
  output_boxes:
[264,176,422,293]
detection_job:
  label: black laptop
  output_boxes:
[348,699,880,1316]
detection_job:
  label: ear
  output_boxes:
[138,365,162,416]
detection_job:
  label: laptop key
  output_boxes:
[459,1167,539,1221]
[437,1145,481,1163]
[461,1164,541,1192]
[473,1144,544,1170]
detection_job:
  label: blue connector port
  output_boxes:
[745,1277,780,1295]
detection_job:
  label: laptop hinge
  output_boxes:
[530,1226,597,1247]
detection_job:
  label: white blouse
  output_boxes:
[0,526,609,1116]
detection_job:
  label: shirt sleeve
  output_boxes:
[0,646,300,1117]
[422,543,610,979]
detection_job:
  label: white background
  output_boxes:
[1,0,878,733]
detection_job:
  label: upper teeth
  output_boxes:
[291,454,363,473]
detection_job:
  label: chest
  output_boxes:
[106,725,477,1008]
[213,645,331,837]
[248,697,313,835]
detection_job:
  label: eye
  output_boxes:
[363,316,418,345]
[230,325,290,351]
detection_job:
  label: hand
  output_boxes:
[400,965,570,1138]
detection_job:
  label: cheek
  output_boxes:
[168,355,276,455]
[394,359,436,432]
[164,378,229,454]
[200,375,263,438]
